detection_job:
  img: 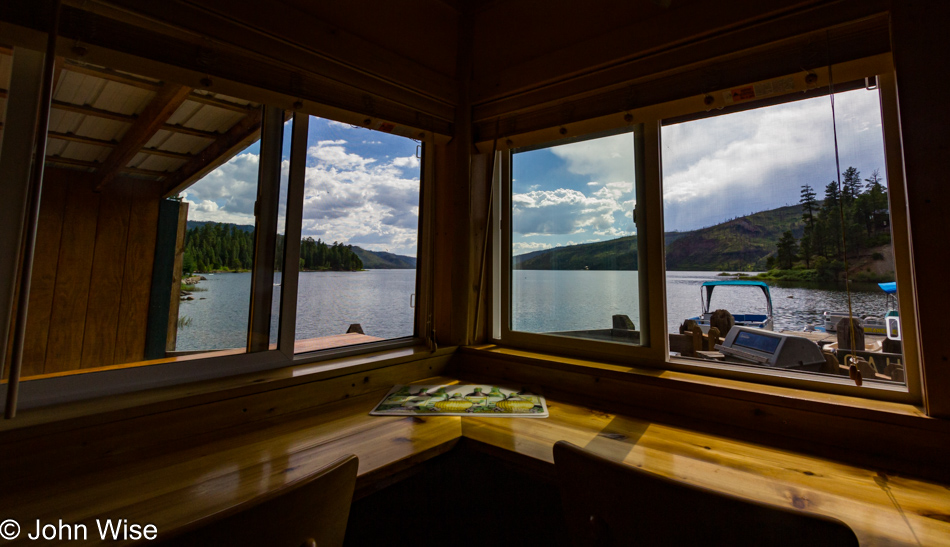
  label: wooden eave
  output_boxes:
[0,54,267,193]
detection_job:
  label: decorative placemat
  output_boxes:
[370,385,548,417]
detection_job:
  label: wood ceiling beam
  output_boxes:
[45,156,171,178]
[95,82,193,191]
[60,62,256,114]
[187,93,257,114]
[162,108,263,198]
[139,147,193,161]
[47,131,118,148]
[160,123,220,139]
[52,99,137,123]
[46,130,194,160]
[61,60,161,91]
[50,100,222,139]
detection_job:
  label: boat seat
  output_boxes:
[554,441,858,547]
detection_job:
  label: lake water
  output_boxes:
[176,270,892,351]
[514,270,891,334]
[175,269,416,351]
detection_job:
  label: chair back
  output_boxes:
[554,441,857,547]
[165,454,359,547]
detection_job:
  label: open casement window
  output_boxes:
[0,45,432,411]
[291,115,423,355]
[0,47,289,406]
[495,126,664,364]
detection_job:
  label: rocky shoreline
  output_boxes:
[181,275,208,301]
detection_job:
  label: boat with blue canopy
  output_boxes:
[823,282,897,336]
[688,280,774,333]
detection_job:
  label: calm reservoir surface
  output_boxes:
[177,270,892,351]
[176,269,417,351]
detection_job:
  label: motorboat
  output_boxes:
[688,280,774,333]
[823,282,897,337]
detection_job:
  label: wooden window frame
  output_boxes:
[493,125,666,366]
[490,54,922,405]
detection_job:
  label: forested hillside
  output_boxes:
[182,222,255,273]
[513,166,891,273]
[181,222,414,273]
[299,238,363,271]
[664,205,804,271]
[514,206,803,271]
[352,247,417,269]
[515,233,687,270]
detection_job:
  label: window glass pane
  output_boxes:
[511,130,643,345]
[175,133,263,352]
[269,118,293,348]
[662,86,906,385]
[294,117,420,353]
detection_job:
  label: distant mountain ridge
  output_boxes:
[184,221,416,269]
[186,220,254,232]
[515,204,804,271]
[351,247,417,269]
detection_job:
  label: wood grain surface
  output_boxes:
[0,374,947,546]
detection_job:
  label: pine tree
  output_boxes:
[776,230,799,269]
[800,184,819,229]
[799,184,819,267]
[841,166,862,205]
[818,181,842,259]
[851,168,888,243]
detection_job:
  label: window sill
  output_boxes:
[0,344,456,435]
[459,344,928,420]
[454,344,949,479]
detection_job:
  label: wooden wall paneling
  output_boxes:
[79,183,133,369]
[473,23,891,143]
[17,171,69,378]
[472,10,889,125]
[43,172,102,373]
[113,180,161,365]
[471,0,884,103]
[430,12,472,346]
[431,142,452,346]
[890,2,950,418]
[194,0,458,98]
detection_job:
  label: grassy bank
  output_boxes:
[753,268,893,284]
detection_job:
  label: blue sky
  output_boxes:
[512,87,887,255]
[181,88,887,259]
[180,116,421,256]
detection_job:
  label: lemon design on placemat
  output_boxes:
[433,393,474,412]
[495,393,535,413]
